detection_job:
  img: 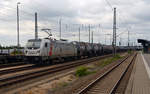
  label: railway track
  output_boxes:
[0,52,126,76]
[0,54,112,93]
[77,53,137,94]
[0,64,35,75]
[0,54,111,76]
[0,62,27,68]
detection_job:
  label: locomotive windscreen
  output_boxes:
[26,39,41,49]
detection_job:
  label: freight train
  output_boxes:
[0,49,24,64]
[24,37,140,64]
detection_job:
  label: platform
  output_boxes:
[125,52,150,94]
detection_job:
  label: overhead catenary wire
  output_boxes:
[103,0,137,46]
[0,0,138,45]
[104,0,113,11]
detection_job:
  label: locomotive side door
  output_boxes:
[42,40,50,56]
[43,42,49,56]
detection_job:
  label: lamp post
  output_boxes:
[113,7,116,56]
[79,27,80,42]
[59,18,61,40]
[17,2,20,47]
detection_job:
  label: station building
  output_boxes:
[138,39,150,53]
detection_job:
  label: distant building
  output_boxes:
[138,39,150,53]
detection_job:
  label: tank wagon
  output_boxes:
[24,38,133,64]
[72,41,87,58]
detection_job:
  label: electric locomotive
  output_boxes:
[24,38,77,63]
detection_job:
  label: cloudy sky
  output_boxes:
[0,0,149,46]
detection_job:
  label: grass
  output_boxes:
[128,50,132,54]
[76,54,123,77]
[10,50,23,55]
[75,66,95,77]
[59,82,68,87]
[100,54,122,67]
[52,81,69,92]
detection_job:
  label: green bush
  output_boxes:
[75,66,89,77]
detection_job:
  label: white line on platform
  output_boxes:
[141,52,150,79]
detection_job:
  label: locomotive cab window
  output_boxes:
[26,39,41,49]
